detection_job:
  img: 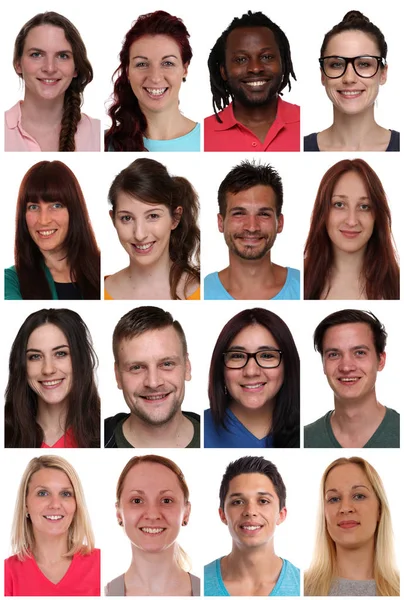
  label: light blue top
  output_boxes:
[204,267,300,300]
[143,123,200,152]
[204,557,300,596]
[204,408,272,448]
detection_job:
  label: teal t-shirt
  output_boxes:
[204,558,300,596]
[143,123,200,152]
[204,267,300,300]
[304,407,400,448]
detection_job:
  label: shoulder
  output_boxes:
[76,548,100,563]
[183,411,201,424]
[5,554,23,567]
[76,114,101,151]
[204,558,224,596]
[387,130,400,152]
[105,573,125,597]
[275,559,300,595]
[277,97,300,122]
[304,412,331,447]
[104,413,129,448]
[204,272,232,300]
[303,133,319,151]
[4,266,22,300]
[104,270,128,299]
[277,267,300,299]
[385,407,400,421]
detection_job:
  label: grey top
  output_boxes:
[329,578,377,596]
[105,572,200,596]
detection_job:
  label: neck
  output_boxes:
[333,395,384,428]
[232,95,279,125]
[332,247,365,275]
[127,254,171,285]
[229,400,273,437]
[42,249,69,272]
[225,542,278,578]
[32,534,69,564]
[126,545,184,593]
[125,410,189,448]
[143,105,186,140]
[330,106,378,147]
[228,252,275,281]
[21,91,64,127]
[36,399,68,435]
[335,540,375,580]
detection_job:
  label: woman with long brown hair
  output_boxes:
[304,159,399,299]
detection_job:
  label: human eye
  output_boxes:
[147,213,160,221]
[353,493,366,500]
[120,215,133,223]
[259,497,270,504]
[61,490,73,497]
[29,51,42,58]
[160,360,176,369]
[37,489,49,496]
[359,203,371,211]
[332,201,345,209]
[326,351,340,360]
[135,61,148,68]
[162,60,175,67]
[329,58,344,69]
[129,364,143,372]
[51,203,64,209]
[58,52,70,60]
[161,497,174,504]
[234,56,247,64]
[354,350,367,357]
[55,350,69,358]
[27,204,39,211]
[228,351,246,360]
[27,353,42,361]
[261,54,274,61]
[326,495,340,503]
[130,497,143,504]
[231,498,244,505]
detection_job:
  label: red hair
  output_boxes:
[304,159,399,299]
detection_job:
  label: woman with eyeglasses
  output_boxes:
[204,308,300,449]
[304,11,399,152]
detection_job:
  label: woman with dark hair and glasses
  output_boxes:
[204,308,300,448]
[304,11,399,152]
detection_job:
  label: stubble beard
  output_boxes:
[129,395,183,427]
[227,233,276,261]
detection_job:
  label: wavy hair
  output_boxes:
[11,455,95,560]
[5,308,100,448]
[105,11,192,151]
[305,457,399,596]
[208,308,300,447]
[108,158,199,299]
[304,159,399,299]
[13,12,94,151]
[14,161,100,299]
[116,454,191,571]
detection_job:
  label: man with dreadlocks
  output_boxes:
[204,11,300,152]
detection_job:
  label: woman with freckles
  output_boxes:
[4,455,100,596]
[304,11,399,151]
[304,159,399,299]
[305,457,399,596]
[105,454,200,596]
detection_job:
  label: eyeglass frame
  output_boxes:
[223,350,283,369]
[319,55,386,79]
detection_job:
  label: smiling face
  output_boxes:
[322,322,385,404]
[127,34,187,114]
[219,473,286,550]
[25,199,69,254]
[321,30,387,116]
[26,468,76,540]
[218,185,283,261]
[115,326,191,426]
[26,323,73,407]
[15,25,77,103]
[224,324,284,412]
[111,193,179,268]
[327,171,375,255]
[221,27,283,108]
[117,462,190,554]
[324,463,380,550]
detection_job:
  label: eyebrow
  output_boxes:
[230,45,276,54]
[323,344,371,353]
[131,54,179,60]
[325,484,370,494]
[227,345,279,351]
[26,345,69,353]
[228,491,275,499]
[128,489,175,494]
[331,194,370,200]
[123,354,180,367]
[33,485,73,491]
[229,206,274,212]
[26,47,73,54]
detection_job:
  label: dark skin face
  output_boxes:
[220,27,283,130]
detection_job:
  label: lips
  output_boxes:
[44,515,64,521]
[144,87,168,99]
[338,520,359,529]
[338,90,364,99]
[131,241,155,255]
[337,377,361,385]
[37,229,57,238]
[40,379,64,389]
[240,382,266,391]
[139,392,171,403]
[339,230,361,238]
[240,522,264,533]
[140,527,165,535]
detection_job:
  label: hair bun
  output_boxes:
[342,10,370,24]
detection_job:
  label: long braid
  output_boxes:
[59,88,81,152]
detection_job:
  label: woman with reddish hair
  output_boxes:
[105,11,200,152]
[304,159,399,299]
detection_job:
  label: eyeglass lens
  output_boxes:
[224,350,281,368]
[323,56,380,78]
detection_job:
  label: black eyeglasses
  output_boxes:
[223,350,283,369]
[319,55,386,79]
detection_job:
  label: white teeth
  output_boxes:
[141,527,164,533]
[146,88,166,96]
[144,394,167,400]
[242,525,261,530]
[41,379,62,387]
[134,242,153,250]
[245,81,266,86]
[45,515,63,520]
[243,383,263,389]
[340,91,362,95]
[38,230,56,236]
[340,378,359,382]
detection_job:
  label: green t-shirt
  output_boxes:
[114,412,200,448]
[304,407,400,448]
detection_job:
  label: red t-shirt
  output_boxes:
[204,96,300,151]
[40,428,78,449]
[4,548,100,596]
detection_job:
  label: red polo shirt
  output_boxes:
[204,96,300,152]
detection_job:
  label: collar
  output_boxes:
[212,96,297,131]
[5,101,23,129]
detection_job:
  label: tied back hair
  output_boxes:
[13,12,94,151]
[321,10,387,59]
[208,10,296,122]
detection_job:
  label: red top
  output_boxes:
[41,428,78,449]
[204,97,300,152]
[4,548,100,596]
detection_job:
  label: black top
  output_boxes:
[304,130,400,152]
[54,282,82,300]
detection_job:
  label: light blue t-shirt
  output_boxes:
[143,123,200,152]
[204,267,300,300]
[204,557,300,596]
[204,408,272,448]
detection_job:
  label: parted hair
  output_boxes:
[13,12,94,151]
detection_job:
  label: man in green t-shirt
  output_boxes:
[304,309,399,448]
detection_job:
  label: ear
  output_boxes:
[185,354,192,382]
[219,507,228,525]
[219,64,227,82]
[15,61,22,76]
[171,206,183,230]
[276,213,284,234]
[320,68,326,87]
[377,351,386,372]
[109,209,116,226]
[380,64,388,86]
[183,61,189,79]
[218,213,224,233]
[183,501,191,525]
[114,362,123,390]
[116,503,123,526]
[276,506,287,526]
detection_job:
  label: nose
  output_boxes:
[338,354,356,373]
[242,500,258,517]
[133,219,148,242]
[339,497,354,514]
[144,502,162,520]
[144,366,164,389]
[243,355,261,376]
[42,55,57,74]
[41,355,57,376]
[342,61,358,83]
[248,56,264,74]
[344,206,359,227]
[244,214,260,232]
[147,63,163,83]
[37,207,52,225]
[48,493,62,509]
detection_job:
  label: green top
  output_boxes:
[304,407,400,448]
[114,412,201,448]
[4,264,58,300]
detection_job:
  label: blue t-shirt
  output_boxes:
[143,123,200,152]
[204,557,300,596]
[204,268,300,300]
[204,408,272,448]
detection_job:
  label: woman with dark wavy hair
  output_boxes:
[105,158,200,300]
[6,11,100,151]
[204,308,300,448]
[4,160,100,300]
[105,10,200,152]
[5,308,100,448]
[304,159,399,299]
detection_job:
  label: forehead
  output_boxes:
[27,323,68,347]
[129,34,182,59]
[332,171,368,197]
[229,323,278,350]
[122,462,182,493]
[117,326,184,362]
[323,322,376,352]
[29,467,72,489]
[227,472,278,499]
[325,463,371,490]
[225,185,277,213]
[23,24,72,50]
[324,30,380,57]
[115,192,168,214]
[226,26,279,54]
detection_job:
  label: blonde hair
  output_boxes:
[11,455,95,560]
[116,454,191,571]
[305,457,399,596]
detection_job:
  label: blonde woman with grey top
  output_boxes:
[305,457,399,596]
[105,454,200,596]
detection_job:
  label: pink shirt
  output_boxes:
[5,102,101,151]
[40,428,78,449]
[204,96,300,152]
[4,549,100,596]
